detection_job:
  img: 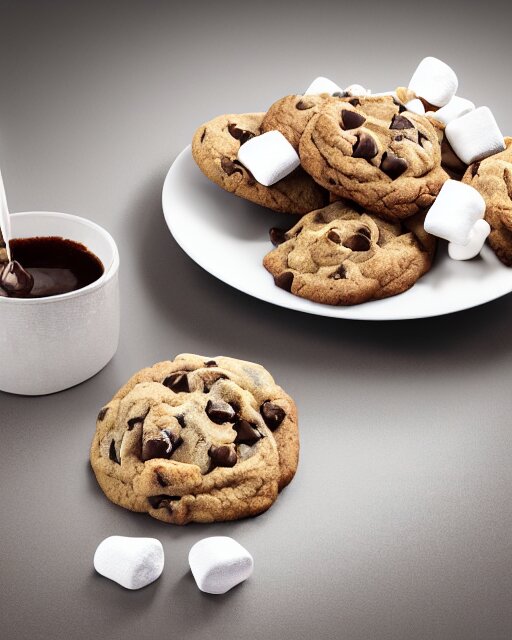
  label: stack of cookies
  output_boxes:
[192,57,511,306]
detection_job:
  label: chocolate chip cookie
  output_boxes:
[261,94,402,150]
[462,137,512,266]
[192,113,327,214]
[298,101,450,220]
[264,200,436,305]
[90,354,299,525]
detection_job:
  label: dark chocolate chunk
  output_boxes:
[390,114,414,130]
[344,234,371,252]
[176,414,186,428]
[260,401,285,430]
[163,372,190,393]
[274,272,294,292]
[97,407,108,422]
[357,227,371,239]
[394,135,404,142]
[380,152,408,180]
[349,98,361,107]
[147,495,180,510]
[332,91,350,98]
[206,399,236,424]
[392,97,407,113]
[269,227,288,246]
[109,440,120,464]
[208,444,237,468]
[352,133,378,160]
[327,230,342,244]
[204,360,217,367]
[227,123,255,145]
[341,109,366,130]
[142,429,183,462]
[471,162,481,177]
[329,265,347,280]
[233,419,262,446]
[296,99,314,110]
[0,260,34,295]
[221,157,243,177]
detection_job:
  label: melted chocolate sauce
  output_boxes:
[0,236,104,298]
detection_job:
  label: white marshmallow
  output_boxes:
[427,96,475,125]
[304,76,343,96]
[189,536,253,595]
[344,83,371,96]
[445,106,505,165]
[405,99,425,115]
[94,536,164,590]
[408,56,458,107]
[448,219,491,260]
[237,131,300,187]
[424,179,486,245]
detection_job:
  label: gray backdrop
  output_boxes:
[1,1,511,639]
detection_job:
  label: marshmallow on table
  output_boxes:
[445,106,505,165]
[237,131,300,187]
[189,536,253,595]
[405,98,425,115]
[448,219,491,260]
[304,76,343,96]
[408,56,458,107]
[424,179,486,245]
[94,536,164,590]
[427,96,475,125]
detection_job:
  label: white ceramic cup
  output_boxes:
[0,211,120,395]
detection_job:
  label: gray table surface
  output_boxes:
[1,1,512,639]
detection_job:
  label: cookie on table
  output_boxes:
[298,100,449,220]
[90,354,299,525]
[462,137,512,266]
[264,200,436,306]
[192,113,327,214]
[261,94,402,150]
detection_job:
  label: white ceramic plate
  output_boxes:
[162,146,512,320]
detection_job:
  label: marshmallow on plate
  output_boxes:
[445,106,505,165]
[424,179,486,245]
[405,99,425,115]
[189,536,253,595]
[237,130,300,187]
[448,219,491,260]
[427,96,475,125]
[94,536,164,590]
[408,56,458,107]
[304,76,343,96]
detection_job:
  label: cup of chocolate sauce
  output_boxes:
[0,211,120,395]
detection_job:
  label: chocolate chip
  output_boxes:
[333,91,350,98]
[109,440,120,464]
[395,135,404,142]
[349,98,360,107]
[330,265,347,280]
[221,157,243,177]
[163,372,190,393]
[233,419,262,446]
[328,230,342,244]
[0,260,34,295]
[142,429,183,462]
[260,401,285,430]
[227,123,255,145]
[471,162,481,177]
[274,272,294,292]
[269,227,288,246]
[328,177,337,185]
[390,114,414,130]
[127,416,144,430]
[206,399,236,424]
[418,132,429,147]
[352,133,378,160]
[208,444,237,468]
[156,471,168,487]
[200,129,206,143]
[176,414,186,428]
[204,360,217,367]
[296,99,314,110]
[380,152,408,180]
[97,407,108,422]
[344,234,371,251]
[357,227,371,239]
[392,97,407,113]
[341,109,366,130]
[147,495,180,509]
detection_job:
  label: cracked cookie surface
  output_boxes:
[192,112,327,214]
[263,200,436,306]
[90,354,299,524]
[298,101,449,220]
[463,137,512,266]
